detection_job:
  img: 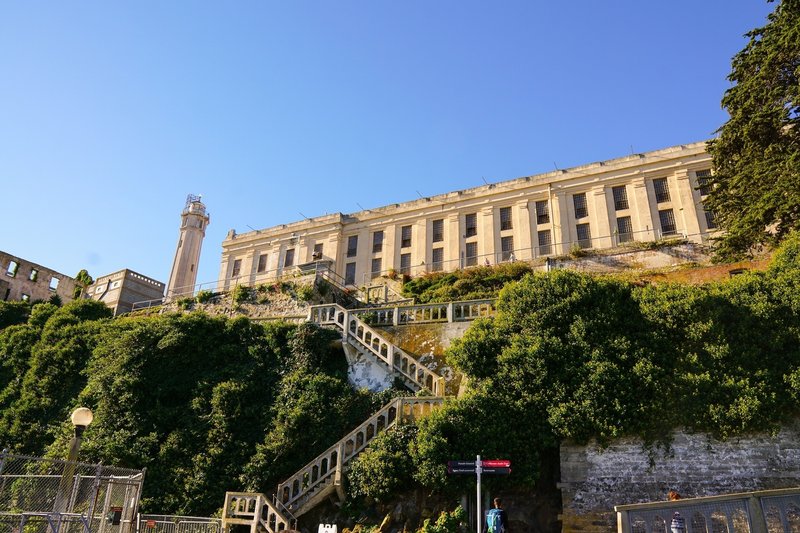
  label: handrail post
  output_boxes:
[447,302,454,323]
[747,494,768,533]
[392,306,399,326]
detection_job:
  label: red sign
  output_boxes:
[146,521,156,528]
[482,459,511,468]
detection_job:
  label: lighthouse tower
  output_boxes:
[166,194,210,299]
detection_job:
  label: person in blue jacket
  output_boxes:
[484,498,508,533]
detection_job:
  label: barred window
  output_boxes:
[538,230,552,256]
[432,219,444,242]
[617,216,633,243]
[232,259,242,277]
[371,258,382,278]
[401,225,412,248]
[257,254,268,273]
[372,231,384,253]
[283,249,295,267]
[653,178,671,203]
[576,223,592,249]
[697,169,712,197]
[705,210,717,230]
[400,253,411,275]
[432,248,444,271]
[500,207,513,231]
[501,236,514,261]
[465,242,478,267]
[659,209,677,236]
[465,213,477,237]
[612,186,629,211]
[347,235,358,258]
[313,243,324,260]
[345,262,356,285]
[535,200,550,225]
[573,193,588,219]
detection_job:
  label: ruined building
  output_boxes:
[0,251,78,303]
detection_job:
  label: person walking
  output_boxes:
[485,498,508,533]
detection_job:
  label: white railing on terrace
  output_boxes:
[131,262,352,312]
[309,303,445,395]
[349,299,496,327]
[133,228,714,312]
[615,487,800,533]
[276,396,444,515]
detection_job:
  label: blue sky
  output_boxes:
[0,1,775,289]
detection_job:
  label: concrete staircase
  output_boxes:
[309,303,447,396]
[222,301,455,533]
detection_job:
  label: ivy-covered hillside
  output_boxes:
[347,233,800,501]
[0,306,390,515]
[2,234,800,518]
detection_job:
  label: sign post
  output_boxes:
[446,457,511,533]
[476,455,481,533]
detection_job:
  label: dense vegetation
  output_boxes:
[3,234,800,517]
[401,262,534,303]
[0,307,386,515]
[347,233,800,499]
[706,0,800,259]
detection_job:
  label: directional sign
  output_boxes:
[482,459,511,468]
[447,460,477,474]
[481,467,511,475]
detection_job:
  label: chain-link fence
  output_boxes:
[0,450,145,533]
[137,515,221,533]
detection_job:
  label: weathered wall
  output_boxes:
[559,421,800,533]
[551,242,711,273]
[378,322,471,395]
[0,251,77,304]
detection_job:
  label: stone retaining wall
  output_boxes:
[559,421,800,532]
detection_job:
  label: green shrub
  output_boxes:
[232,285,252,304]
[177,297,195,310]
[295,284,314,302]
[418,506,467,533]
[196,290,214,303]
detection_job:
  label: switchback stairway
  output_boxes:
[222,300,495,533]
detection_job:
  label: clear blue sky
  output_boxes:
[0,1,775,289]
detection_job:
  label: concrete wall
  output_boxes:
[87,269,165,315]
[559,422,800,532]
[0,251,77,304]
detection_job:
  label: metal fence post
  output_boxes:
[86,463,103,533]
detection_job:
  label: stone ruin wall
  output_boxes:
[559,421,800,532]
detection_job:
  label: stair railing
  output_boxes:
[222,491,294,533]
[275,397,444,514]
[309,304,446,396]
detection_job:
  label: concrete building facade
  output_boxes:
[166,194,210,298]
[219,142,718,290]
[0,251,78,304]
[85,269,165,315]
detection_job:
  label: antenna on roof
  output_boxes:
[415,191,424,199]
[481,176,489,185]
[299,212,309,219]
[356,202,365,210]
[630,145,635,155]
[246,225,261,234]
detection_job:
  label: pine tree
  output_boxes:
[706,0,800,259]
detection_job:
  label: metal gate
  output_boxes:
[0,450,145,533]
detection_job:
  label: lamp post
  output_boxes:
[53,407,93,515]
